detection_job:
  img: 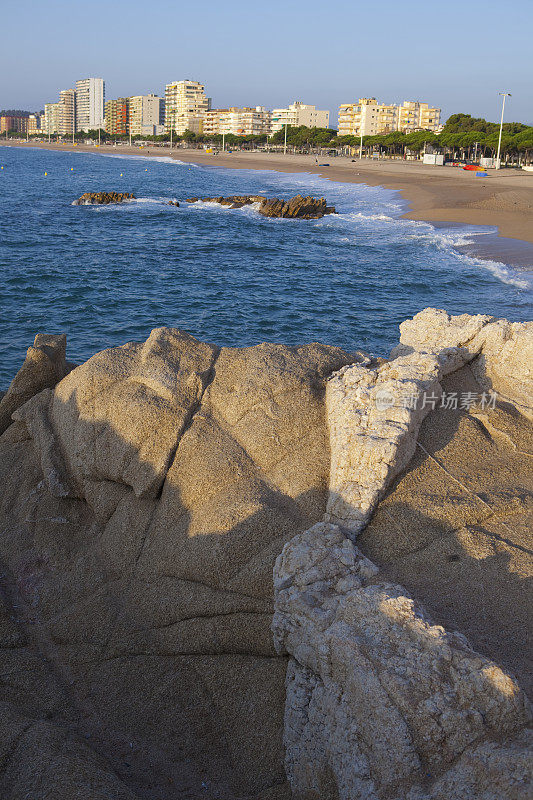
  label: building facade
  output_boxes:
[338,98,397,137]
[43,92,74,137]
[338,97,441,137]
[398,101,441,132]
[43,103,61,135]
[129,94,165,136]
[75,77,105,132]
[0,115,28,134]
[270,101,330,133]
[165,80,210,135]
[27,113,44,135]
[105,98,129,136]
[59,90,76,136]
[203,106,271,137]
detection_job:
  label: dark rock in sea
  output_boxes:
[73,192,136,205]
[168,200,180,207]
[260,195,335,219]
[185,194,336,219]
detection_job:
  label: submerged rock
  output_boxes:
[73,191,136,205]
[186,194,336,219]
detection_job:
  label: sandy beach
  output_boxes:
[3,140,533,261]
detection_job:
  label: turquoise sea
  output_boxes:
[0,146,531,386]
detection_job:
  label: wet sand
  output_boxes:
[3,140,533,262]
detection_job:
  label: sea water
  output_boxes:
[0,146,531,386]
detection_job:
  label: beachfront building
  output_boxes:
[0,115,28,135]
[337,98,397,137]
[129,94,165,136]
[27,113,45,135]
[203,106,271,137]
[398,101,441,132]
[58,90,76,136]
[165,80,210,135]
[42,90,75,137]
[105,98,129,137]
[43,103,61,135]
[270,101,330,133]
[75,78,105,132]
[338,97,441,136]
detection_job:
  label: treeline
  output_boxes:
[75,125,340,148]
[0,109,31,117]
[337,114,533,161]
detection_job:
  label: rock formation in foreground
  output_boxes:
[185,194,336,219]
[73,191,136,205]
[0,309,531,799]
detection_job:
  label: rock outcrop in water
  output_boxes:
[186,194,336,219]
[0,310,531,799]
[73,192,136,205]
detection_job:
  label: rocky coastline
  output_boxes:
[185,194,336,219]
[73,191,136,205]
[0,309,531,799]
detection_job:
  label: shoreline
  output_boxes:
[3,140,533,267]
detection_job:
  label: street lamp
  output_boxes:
[495,92,511,170]
[284,121,287,155]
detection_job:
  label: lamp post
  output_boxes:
[495,92,511,170]
[284,121,287,155]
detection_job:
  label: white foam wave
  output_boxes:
[187,200,232,211]
[455,253,532,289]
[99,153,199,167]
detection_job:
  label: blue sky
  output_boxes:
[1,0,531,124]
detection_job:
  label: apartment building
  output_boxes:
[75,78,105,132]
[27,113,45,135]
[43,103,60,135]
[129,94,165,136]
[270,101,330,133]
[338,98,397,136]
[398,101,441,132]
[42,90,76,137]
[105,98,129,136]
[0,115,28,134]
[338,97,441,136]
[203,106,271,137]
[59,90,76,135]
[165,80,210,135]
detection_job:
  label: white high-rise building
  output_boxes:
[75,77,105,132]
[165,80,210,135]
[270,101,330,133]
